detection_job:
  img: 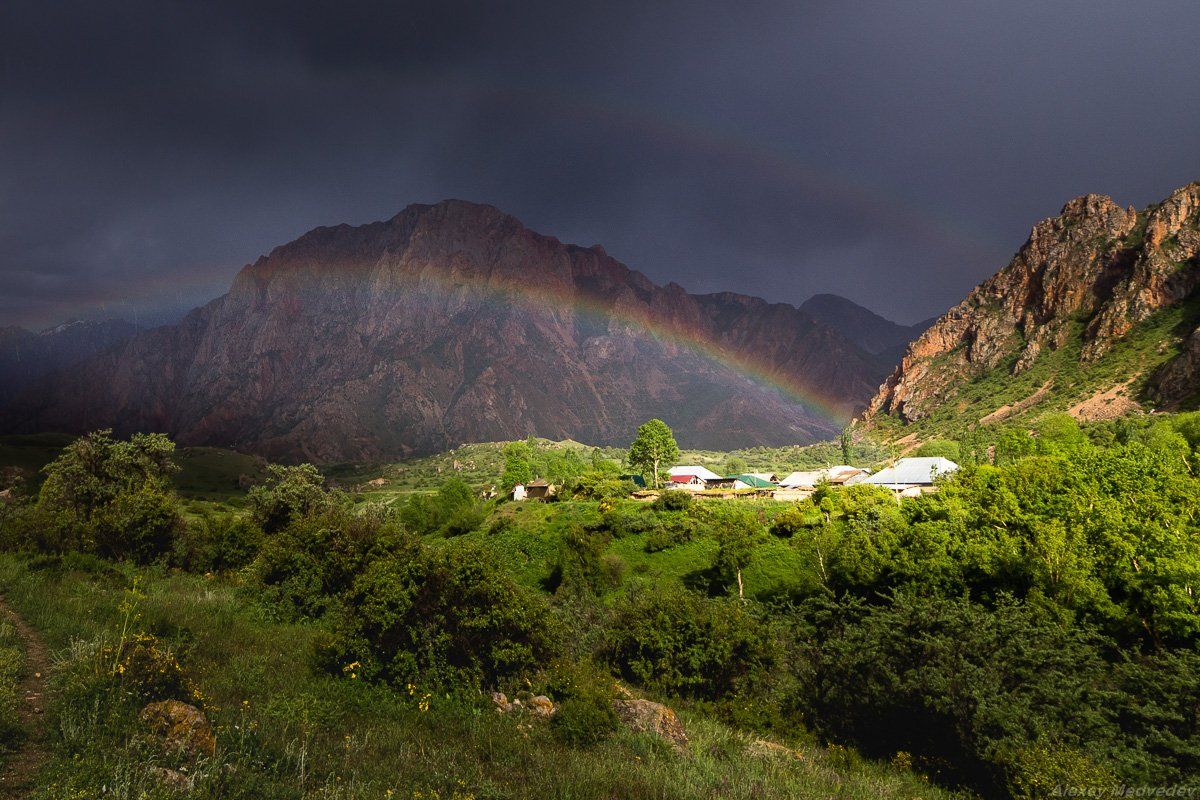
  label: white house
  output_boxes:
[511,483,528,501]
[864,457,958,493]
[668,474,707,491]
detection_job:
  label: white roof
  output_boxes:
[864,457,958,487]
[669,465,723,481]
[779,470,826,488]
[779,465,870,488]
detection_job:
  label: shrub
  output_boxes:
[174,514,263,573]
[642,515,696,552]
[653,490,693,512]
[247,463,332,533]
[91,487,183,564]
[547,660,620,746]
[331,543,560,690]
[254,507,411,619]
[597,507,656,539]
[605,586,773,700]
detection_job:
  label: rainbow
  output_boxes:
[367,261,854,427]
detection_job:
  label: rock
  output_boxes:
[528,695,555,717]
[140,700,216,759]
[612,697,688,750]
[148,766,194,792]
[491,691,514,713]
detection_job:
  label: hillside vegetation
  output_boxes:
[0,416,1197,798]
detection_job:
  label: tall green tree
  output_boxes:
[500,441,532,489]
[627,419,679,489]
[709,504,766,600]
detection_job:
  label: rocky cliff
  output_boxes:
[864,182,1200,427]
[4,201,888,461]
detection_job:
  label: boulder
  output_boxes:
[140,700,216,759]
[612,697,688,750]
[528,695,555,717]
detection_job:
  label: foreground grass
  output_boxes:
[0,554,952,800]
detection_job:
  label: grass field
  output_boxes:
[0,554,952,800]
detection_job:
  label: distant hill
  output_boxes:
[3,201,890,461]
[799,294,935,365]
[0,320,139,404]
[864,181,1200,435]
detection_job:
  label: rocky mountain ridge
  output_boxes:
[865,181,1200,427]
[4,201,890,461]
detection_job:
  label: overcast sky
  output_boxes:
[3,1,1199,329]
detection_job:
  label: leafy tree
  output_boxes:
[839,425,854,463]
[34,430,182,562]
[500,441,533,489]
[723,456,748,476]
[247,464,330,533]
[708,504,766,599]
[627,419,679,488]
[39,429,178,519]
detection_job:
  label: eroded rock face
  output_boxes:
[865,182,1200,423]
[3,201,889,461]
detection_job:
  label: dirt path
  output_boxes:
[0,596,49,798]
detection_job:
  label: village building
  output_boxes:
[864,457,958,496]
[668,474,707,491]
[511,483,527,501]
[525,479,557,500]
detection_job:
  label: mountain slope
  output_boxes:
[864,181,1200,433]
[0,320,140,405]
[4,201,887,461]
[799,294,934,364]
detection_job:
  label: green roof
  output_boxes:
[731,474,774,488]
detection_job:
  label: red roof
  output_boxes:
[669,474,698,483]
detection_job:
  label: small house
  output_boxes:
[525,479,557,500]
[668,474,706,491]
[511,484,528,501]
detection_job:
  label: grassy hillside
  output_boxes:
[0,555,948,800]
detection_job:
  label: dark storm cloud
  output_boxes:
[3,0,1199,329]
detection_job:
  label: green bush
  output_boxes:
[547,660,620,746]
[605,586,773,700]
[330,542,560,690]
[653,490,693,511]
[254,507,411,619]
[91,487,183,564]
[174,514,263,573]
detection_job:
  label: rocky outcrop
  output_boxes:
[139,700,216,759]
[865,182,1200,424]
[4,201,888,461]
[612,697,688,750]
